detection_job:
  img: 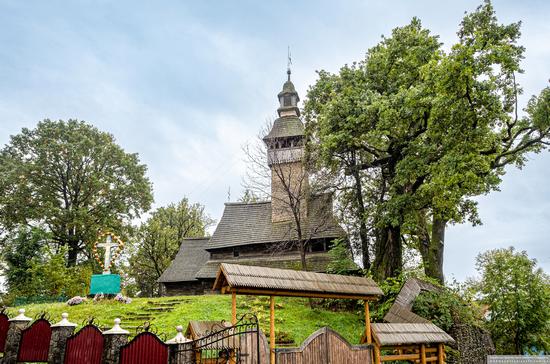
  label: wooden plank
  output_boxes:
[270,295,275,364]
[381,353,420,361]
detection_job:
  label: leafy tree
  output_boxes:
[1,227,92,303]
[304,1,550,281]
[128,198,212,296]
[470,247,549,354]
[2,227,48,293]
[0,119,153,266]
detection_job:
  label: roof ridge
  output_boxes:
[224,201,271,206]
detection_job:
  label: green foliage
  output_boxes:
[128,198,213,297]
[470,247,550,354]
[412,289,484,332]
[304,1,550,280]
[1,227,92,305]
[0,119,153,265]
[327,239,358,275]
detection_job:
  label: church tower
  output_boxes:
[263,69,308,223]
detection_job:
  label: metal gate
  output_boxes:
[119,331,169,364]
[175,313,261,364]
[17,318,52,362]
[64,324,105,364]
[0,310,9,353]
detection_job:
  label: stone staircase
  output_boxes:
[119,298,191,333]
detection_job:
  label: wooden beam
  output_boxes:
[380,353,420,361]
[373,344,381,364]
[270,295,275,364]
[420,344,427,364]
[438,343,445,364]
[229,287,379,301]
[231,291,237,325]
[364,300,372,344]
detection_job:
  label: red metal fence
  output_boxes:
[119,332,169,364]
[64,324,105,364]
[17,318,52,362]
[0,312,9,353]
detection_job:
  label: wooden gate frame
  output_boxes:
[17,317,52,362]
[64,324,105,364]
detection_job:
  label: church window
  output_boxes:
[284,95,292,106]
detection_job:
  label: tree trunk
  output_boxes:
[373,225,402,281]
[420,217,446,284]
[298,240,308,271]
[67,230,79,267]
[351,168,370,271]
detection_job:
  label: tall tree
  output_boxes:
[304,1,550,281]
[0,119,153,266]
[471,248,550,354]
[128,198,212,296]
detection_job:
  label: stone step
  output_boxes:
[122,314,153,320]
[143,307,174,312]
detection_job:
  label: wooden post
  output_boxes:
[270,295,275,364]
[420,344,427,364]
[438,343,445,364]
[373,344,381,364]
[364,300,372,344]
[231,291,237,325]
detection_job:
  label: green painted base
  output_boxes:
[89,274,121,295]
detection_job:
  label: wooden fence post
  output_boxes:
[270,296,275,364]
[232,292,237,325]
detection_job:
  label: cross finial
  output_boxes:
[287,46,292,81]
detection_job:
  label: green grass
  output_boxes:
[6,295,365,345]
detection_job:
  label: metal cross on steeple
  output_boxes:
[287,46,292,81]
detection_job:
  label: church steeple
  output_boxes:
[277,68,300,117]
[263,67,308,223]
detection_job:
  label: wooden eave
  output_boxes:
[213,266,379,301]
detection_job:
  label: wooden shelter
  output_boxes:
[213,263,384,364]
[368,323,455,364]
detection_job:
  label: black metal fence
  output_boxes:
[174,313,261,364]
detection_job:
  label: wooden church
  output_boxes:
[158,70,346,296]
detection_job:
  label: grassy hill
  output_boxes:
[5,295,365,345]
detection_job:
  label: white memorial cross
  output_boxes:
[97,235,118,274]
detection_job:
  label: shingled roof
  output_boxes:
[158,238,210,283]
[213,263,383,299]
[371,323,455,346]
[263,116,304,140]
[206,194,345,250]
[384,278,441,324]
[195,252,334,279]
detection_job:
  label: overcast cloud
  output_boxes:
[0,0,548,283]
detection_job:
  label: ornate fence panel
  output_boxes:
[174,314,264,364]
[64,324,105,364]
[119,332,169,364]
[276,327,373,364]
[17,318,52,362]
[0,311,9,353]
